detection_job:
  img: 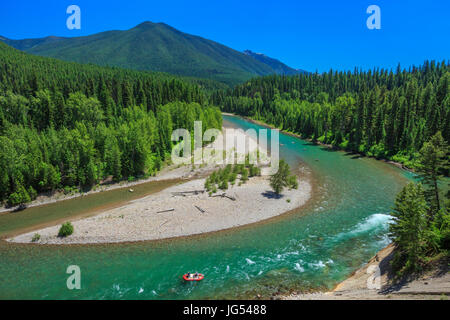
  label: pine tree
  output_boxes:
[417,131,448,218]
[389,183,428,274]
[269,159,298,195]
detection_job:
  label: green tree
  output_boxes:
[37,162,61,191]
[219,180,228,190]
[417,131,448,218]
[216,60,449,170]
[58,222,74,237]
[8,185,31,207]
[104,136,122,181]
[269,159,298,195]
[389,183,428,274]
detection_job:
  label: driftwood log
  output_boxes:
[211,193,236,201]
[171,190,205,197]
[156,208,175,213]
[194,205,205,213]
[159,220,168,228]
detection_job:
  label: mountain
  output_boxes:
[243,50,308,75]
[1,22,307,86]
[1,36,67,51]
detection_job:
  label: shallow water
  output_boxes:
[0,179,181,239]
[0,115,413,299]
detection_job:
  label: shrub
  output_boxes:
[205,163,261,191]
[63,185,80,195]
[338,139,349,150]
[248,164,261,177]
[441,228,450,250]
[241,168,249,182]
[287,175,299,189]
[31,233,41,242]
[28,186,37,200]
[58,222,74,237]
[210,171,218,184]
[369,143,387,159]
[219,180,228,190]
[204,179,212,191]
[7,185,31,207]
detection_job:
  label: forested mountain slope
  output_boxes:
[243,50,307,75]
[1,22,303,86]
[213,61,449,168]
[0,42,222,206]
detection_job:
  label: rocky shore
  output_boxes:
[9,175,311,244]
[7,126,312,244]
[282,244,450,300]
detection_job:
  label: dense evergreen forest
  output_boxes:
[212,61,449,168]
[389,131,449,275]
[2,21,302,86]
[212,61,450,274]
[0,43,222,206]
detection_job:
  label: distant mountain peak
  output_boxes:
[46,35,65,40]
[0,22,308,84]
[244,49,265,57]
[134,21,170,29]
[135,21,156,28]
[244,49,308,75]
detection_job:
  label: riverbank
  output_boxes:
[7,124,312,244]
[0,164,200,215]
[9,175,311,244]
[0,113,411,300]
[0,122,269,214]
[282,244,450,300]
[223,113,414,173]
[0,150,224,215]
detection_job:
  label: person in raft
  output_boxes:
[186,272,199,279]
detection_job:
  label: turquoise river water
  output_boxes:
[0,115,414,299]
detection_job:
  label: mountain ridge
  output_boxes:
[243,49,308,75]
[1,22,307,85]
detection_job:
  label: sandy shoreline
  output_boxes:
[0,121,269,214]
[7,124,312,244]
[0,152,223,215]
[9,175,311,244]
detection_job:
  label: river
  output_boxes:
[0,114,413,299]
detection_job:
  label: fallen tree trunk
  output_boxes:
[194,205,205,213]
[172,190,205,196]
[156,208,175,213]
[211,193,236,201]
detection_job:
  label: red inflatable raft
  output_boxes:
[183,273,204,281]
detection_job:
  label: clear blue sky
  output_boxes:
[0,0,448,72]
